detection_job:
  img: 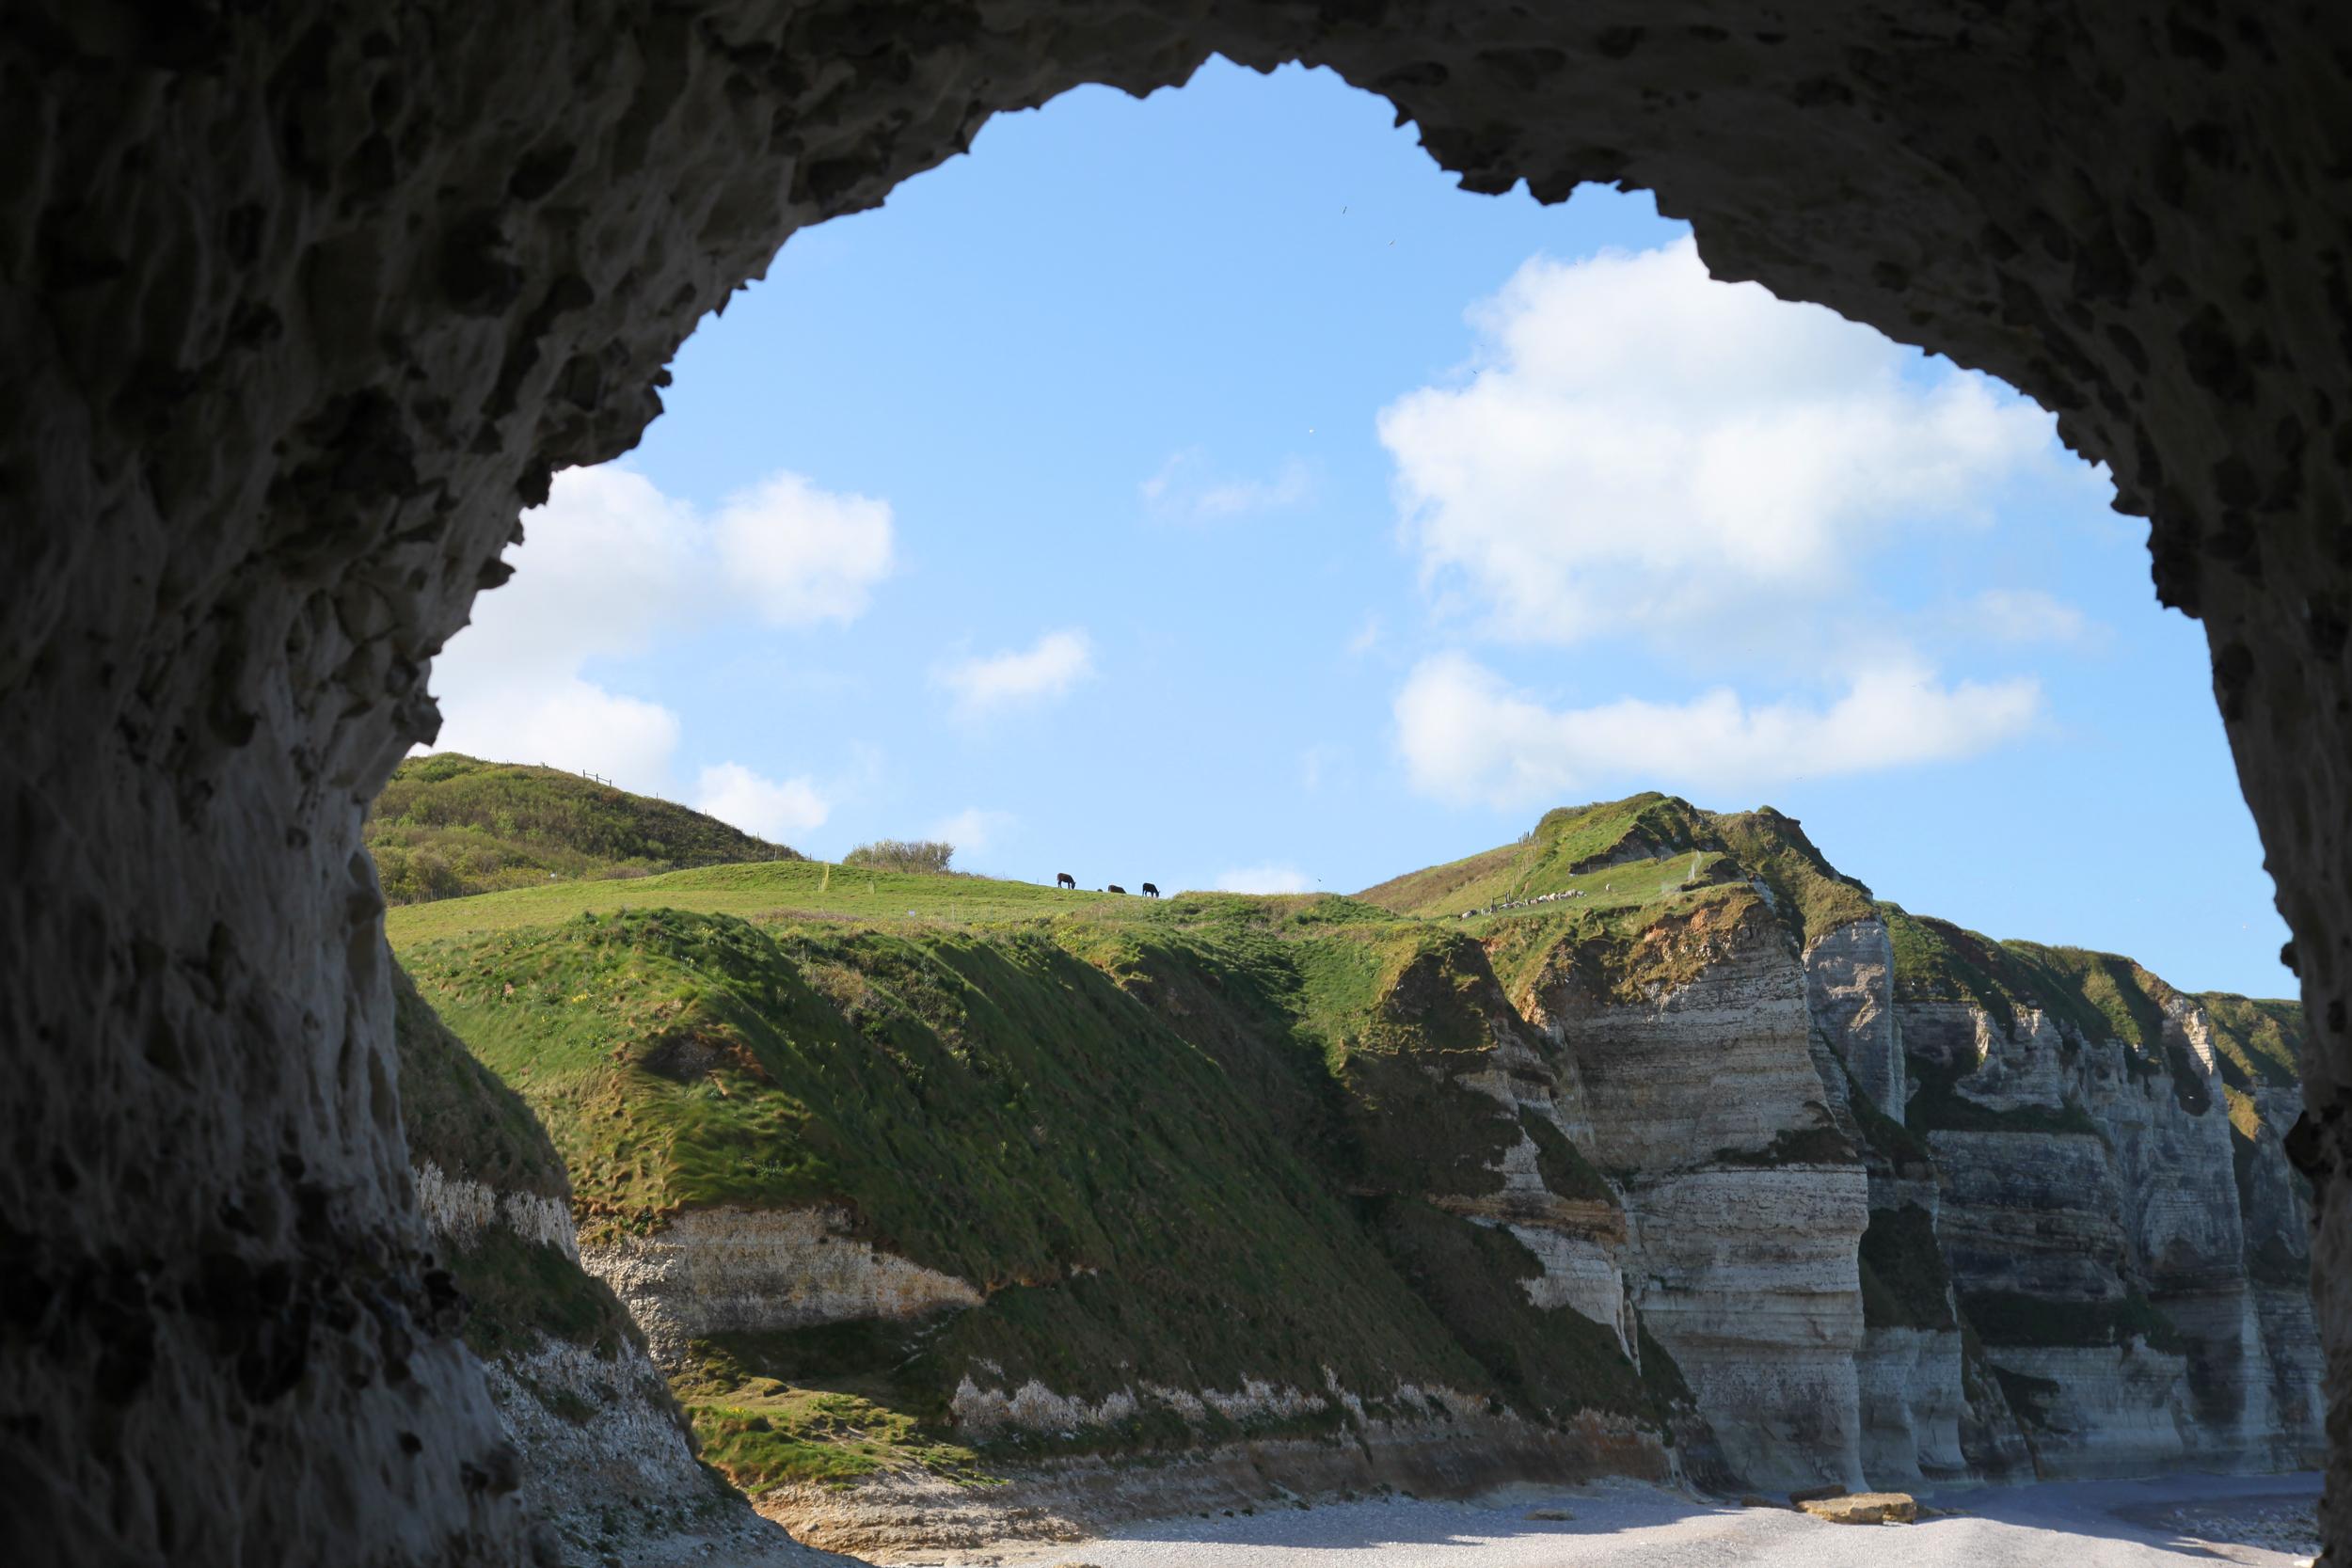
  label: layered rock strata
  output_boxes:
[1526,898,1871,1493]
[395,974,838,1567]
[583,1206,984,1363]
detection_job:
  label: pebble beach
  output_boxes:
[926,1472,2323,1568]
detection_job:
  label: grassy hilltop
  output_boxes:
[385,770,2302,1496]
[368,752,800,905]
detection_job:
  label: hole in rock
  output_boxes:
[382,57,2315,1559]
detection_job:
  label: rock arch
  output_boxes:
[4,3,2346,1562]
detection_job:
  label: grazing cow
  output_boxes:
[1056,871,1076,889]
[1107,884,1127,895]
[1141,882,1160,898]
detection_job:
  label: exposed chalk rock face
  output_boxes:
[1619,1166,1869,1491]
[2241,1081,2326,1465]
[393,974,837,1565]
[1438,997,1641,1354]
[1986,1342,2194,1477]
[1528,900,1870,1491]
[1899,977,2325,1478]
[1928,1125,2133,1301]
[1543,903,1845,1172]
[1856,1326,1967,1486]
[13,0,2352,1553]
[581,1206,984,1363]
[416,1161,578,1258]
[1807,919,1903,1120]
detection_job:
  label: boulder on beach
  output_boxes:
[1798,1493,1917,1526]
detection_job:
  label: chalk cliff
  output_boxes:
[392,971,842,1567]
[387,785,2315,1554]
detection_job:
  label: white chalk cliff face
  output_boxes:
[580,1205,984,1363]
[1901,980,2324,1478]
[1514,884,2319,1493]
[1524,900,1871,1493]
[411,1168,842,1566]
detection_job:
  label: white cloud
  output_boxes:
[425,463,893,789]
[693,763,831,843]
[1376,236,2067,646]
[1142,448,1312,522]
[936,629,1094,718]
[931,807,1014,854]
[1963,588,2102,647]
[1216,864,1313,895]
[713,471,895,626]
[1345,614,1382,657]
[1394,652,2042,808]
[434,675,682,796]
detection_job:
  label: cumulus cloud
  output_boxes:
[936,629,1094,718]
[425,463,893,790]
[1215,864,1314,895]
[713,471,896,626]
[1376,236,2066,646]
[1142,449,1312,522]
[692,763,832,843]
[433,677,683,796]
[1394,652,2042,808]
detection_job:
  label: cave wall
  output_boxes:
[3,2,2346,1562]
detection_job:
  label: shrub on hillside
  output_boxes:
[842,839,955,875]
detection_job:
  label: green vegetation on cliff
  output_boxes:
[369,752,799,905]
[390,968,641,1359]
[1357,793,1734,920]
[2198,991,2302,1090]
[1857,1204,1955,1331]
[1710,807,1877,945]
[1904,1048,2106,1140]
[383,770,2304,1499]
[1884,907,2210,1112]
[393,875,1686,1483]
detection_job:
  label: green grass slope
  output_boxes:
[369,752,800,905]
[2197,991,2302,1091]
[392,967,640,1359]
[393,887,1685,1490]
[1357,794,1735,918]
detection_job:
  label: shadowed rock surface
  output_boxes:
[5,3,2350,1563]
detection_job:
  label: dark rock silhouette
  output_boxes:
[6,3,2351,1562]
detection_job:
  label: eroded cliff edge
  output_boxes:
[391,969,847,1566]
[387,784,2317,1556]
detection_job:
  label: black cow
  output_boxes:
[1141,882,1160,898]
[1056,871,1076,889]
[1107,884,1127,895]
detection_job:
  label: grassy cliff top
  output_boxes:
[2195,991,2304,1089]
[368,752,801,905]
[1356,793,1877,952]
[1356,794,1722,918]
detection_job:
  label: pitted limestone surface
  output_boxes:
[6,3,2351,1564]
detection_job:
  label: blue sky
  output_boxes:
[430,60,2293,999]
